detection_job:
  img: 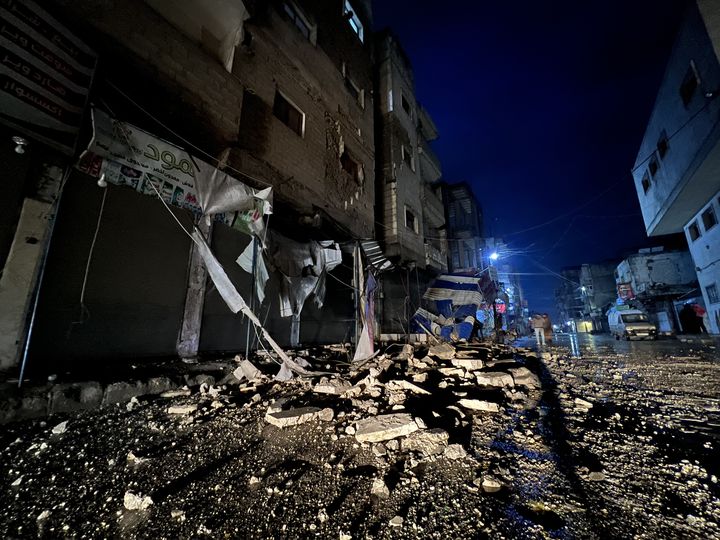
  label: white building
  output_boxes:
[631,1,720,333]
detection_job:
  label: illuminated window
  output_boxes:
[688,220,701,241]
[343,1,364,43]
[273,91,304,136]
[707,283,719,304]
[680,62,699,107]
[405,207,417,233]
[641,172,651,194]
[702,206,717,231]
[657,130,669,158]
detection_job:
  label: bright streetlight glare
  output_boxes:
[490,252,499,260]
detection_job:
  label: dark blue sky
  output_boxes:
[373,0,688,317]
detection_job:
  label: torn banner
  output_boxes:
[412,273,485,341]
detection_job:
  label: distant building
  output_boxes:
[631,0,720,333]
[555,267,587,331]
[615,248,697,333]
[443,182,484,272]
[373,30,447,334]
[579,263,618,332]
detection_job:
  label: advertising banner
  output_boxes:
[0,0,97,153]
[617,282,635,301]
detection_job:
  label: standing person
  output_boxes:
[542,313,553,344]
[692,303,708,334]
[531,314,545,346]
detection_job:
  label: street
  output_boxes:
[1,335,719,539]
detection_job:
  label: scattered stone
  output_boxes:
[37,510,51,521]
[574,397,593,410]
[123,491,153,511]
[428,343,456,360]
[386,440,400,451]
[233,359,262,382]
[389,515,404,528]
[127,451,146,465]
[314,378,352,395]
[317,508,329,523]
[160,388,191,398]
[444,444,468,460]
[11,476,23,487]
[451,358,484,371]
[267,397,290,414]
[51,421,68,435]
[249,476,261,485]
[386,379,431,395]
[126,396,140,411]
[401,428,449,456]
[457,399,500,413]
[372,444,387,457]
[345,425,356,435]
[371,478,390,500]
[475,372,514,388]
[509,367,541,389]
[265,406,333,428]
[355,413,420,443]
[587,471,605,481]
[171,509,186,521]
[167,404,198,415]
[480,476,502,492]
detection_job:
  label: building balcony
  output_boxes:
[425,242,448,272]
[418,139,442,183]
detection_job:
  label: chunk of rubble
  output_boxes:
[123,491,153,511]
[401,428,449,456]
[428,343,456,360]
[313,378,352,395]
[451,358,484,371]
[444,444,468,460]
[438,367,465,377]
[475,371,514,388]
[264,406,334,428]
[457,399,500,413]
[397,344,414,360]
[355,413,420,443]
[509,367,541,389]
[167,404,198,415]
[160,388,191,398]
[371,478,391,500]
[51,421,68,435]
[386,380,431,395]
[480,475,502,492]
[574,397,593,410]
[233,359,262,382]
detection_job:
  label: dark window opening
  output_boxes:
[702,206,717,231]
[688,221,701,241]
[283,3,310,40]
[402,146,413,169]
[401,94,411,116]
[405,208,416,232]
[340,150,359,181]
[657,130,669,158]
[680,64,699,106]
[648,155,659,177]
[707,283,719,304]
[273,91,303,136]
[345,75,360,100]
[641,173,651,193]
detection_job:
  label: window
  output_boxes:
[657,130,669,158]
[464,248,474,268]
[343,0,364,43]
[641,172,651,194]
[402,145,414,170]
[401,93,411,116]
[340,150,360,182]
[405,207,417,233]
[702,206,717,231]
[283,3,312,41]
[648,154,659,177]
[680,63,699,107]
[688,220,701,241]
[707,283,719,304]
[342,64,364,108]
[273,91,304,136]
[451,248,460,269]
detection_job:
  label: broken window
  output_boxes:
[707,283,719,304]
[340,150,360,182]
[688,220,701,241]
[641,172,651,194]
[657,130,669,159]
[401,93,411,117]
[648,154,659,177]
[342,66,364,108]
[702,206,717,231]
[402,145,414,170]
[680,63,699,107]
[273,91,304,136]
[343,0,364,43]
[405,207,417,233]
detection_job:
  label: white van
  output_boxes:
[607,308,657,340]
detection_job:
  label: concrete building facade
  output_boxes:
[632,0,720,333]
[443,182,484,272]
[579,263,618,332]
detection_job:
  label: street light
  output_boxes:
[489,252,499,261]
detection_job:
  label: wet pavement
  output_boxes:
[0,335,719,539]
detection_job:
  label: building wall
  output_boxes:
[632,2,720,236]
[618,251,697,295]
[684,190,720,332]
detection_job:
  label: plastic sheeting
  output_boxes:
[192,227,246,314]
[236,239,269,304]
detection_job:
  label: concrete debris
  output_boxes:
[371,478,391,500]
[508,367,541,389]
[401,428,449,456]
[480,476,502,492]
[355,413,419,443]
[457,399,500,413]
[51,421,68,435]
[160,388,191,398]
[233,358,262,382]
[574,397,594,410]
[389,515,404,528]
[11,475,23,486]
[37,510,51,521]
[265,406,334,428]
[444,444,468,460]
[386,379,431,395]
[127,451,147,465]
[313,378,352,395]
[123,491,153,511]
[450,358,484,371]
[428,343,456,360]
[167,404,198,415]
[126,396,140,411]
[475,372,514,388]
[171,509,186,521]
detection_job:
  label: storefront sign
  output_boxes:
[0,0,97,153]
[617,282,635,300]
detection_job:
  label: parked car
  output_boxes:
[607,308,657,340]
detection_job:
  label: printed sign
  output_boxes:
[0,0,97,153]
[617,282,635,300]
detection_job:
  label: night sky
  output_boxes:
[373,0,689,317]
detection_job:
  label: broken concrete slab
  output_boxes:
[371,478,390,500]
[444,444,468,460]
[509,367,541,389]
[233,359,262,382]
[475,371,514,388]
[438,367,465,377]
[160,388,191,399]
[123,491,153,511]
[401,428,449,456]
[264,406,334,428]
[457,399,500,413]
[480,475,502,492]
[167,404,198,415]
[386,380,431,395]
[313,378,352,395]
[355,413,420,443]
[450,358,484,371]
[428,343,455,360]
